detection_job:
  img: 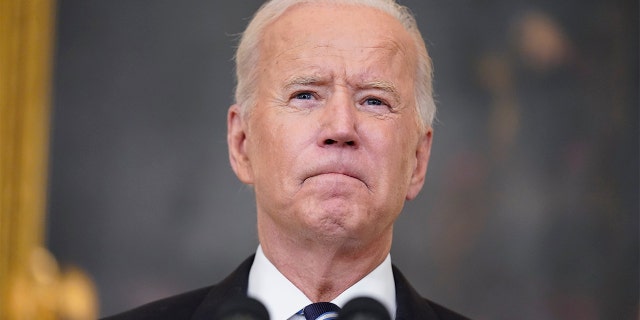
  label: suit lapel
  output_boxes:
[190,255,255,320]
[188,257,456,320]
[393,265,443,320]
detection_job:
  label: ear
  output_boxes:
[227,104,254,184]
[406,128,433,200]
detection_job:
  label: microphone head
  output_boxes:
[340,297,391,320]
[214,296,269,320]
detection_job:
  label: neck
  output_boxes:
[258,218,392,302]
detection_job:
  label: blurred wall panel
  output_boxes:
[48,1,638,319]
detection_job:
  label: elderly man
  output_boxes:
[106,0,468,319]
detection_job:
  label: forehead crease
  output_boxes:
[362,32,410,51]
[356,45,410,76]
[283,73,328,88]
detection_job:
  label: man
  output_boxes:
[105,0,469,319]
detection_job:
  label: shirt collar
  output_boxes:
[247,245,397,319]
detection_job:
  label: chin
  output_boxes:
[302,210,364,239]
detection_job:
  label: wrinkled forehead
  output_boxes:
[259,2,418,77]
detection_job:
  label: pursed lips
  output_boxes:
[302,166,369,189]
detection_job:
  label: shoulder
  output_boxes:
[419,298,471,320]
[101,286,213,320]
[392,265,471,320]
[102,256,255,320]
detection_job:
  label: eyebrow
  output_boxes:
[358,80,401,102]
[283,75,326,89]
[283,75,401,102]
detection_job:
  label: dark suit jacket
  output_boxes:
[103,255,469,320]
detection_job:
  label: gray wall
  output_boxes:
[48,1,639,319]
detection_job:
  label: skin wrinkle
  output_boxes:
[279,47,407,115]
[227,2,433,302]
[236,1,436,131]
[283,81,401,116]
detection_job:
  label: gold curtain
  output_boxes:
[0,0,97,319]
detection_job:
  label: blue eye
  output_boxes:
[365,98,383,106]
[295,92,313,100]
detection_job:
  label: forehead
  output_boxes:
[259,3,417,83]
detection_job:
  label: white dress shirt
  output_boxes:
[247,245,397,320]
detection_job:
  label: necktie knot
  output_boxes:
[303,302,341,320]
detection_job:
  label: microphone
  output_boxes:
[339,297,391,320]
[214,296,270,320]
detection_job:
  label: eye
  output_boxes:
[365,98,383,106]
[288,91,321,110]
[294,92,314,100]
[359,96,395,115]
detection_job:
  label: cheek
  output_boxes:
[247,116,309,184]
[369,124,417,185]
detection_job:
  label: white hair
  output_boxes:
[234,0,436,129]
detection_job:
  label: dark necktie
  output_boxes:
[303,302,341,320]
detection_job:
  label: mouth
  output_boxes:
[313,172,360,182]
[302,167,369,189]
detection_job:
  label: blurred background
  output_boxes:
[47,0,638,319]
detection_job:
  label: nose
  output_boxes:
[317,92,359,148]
